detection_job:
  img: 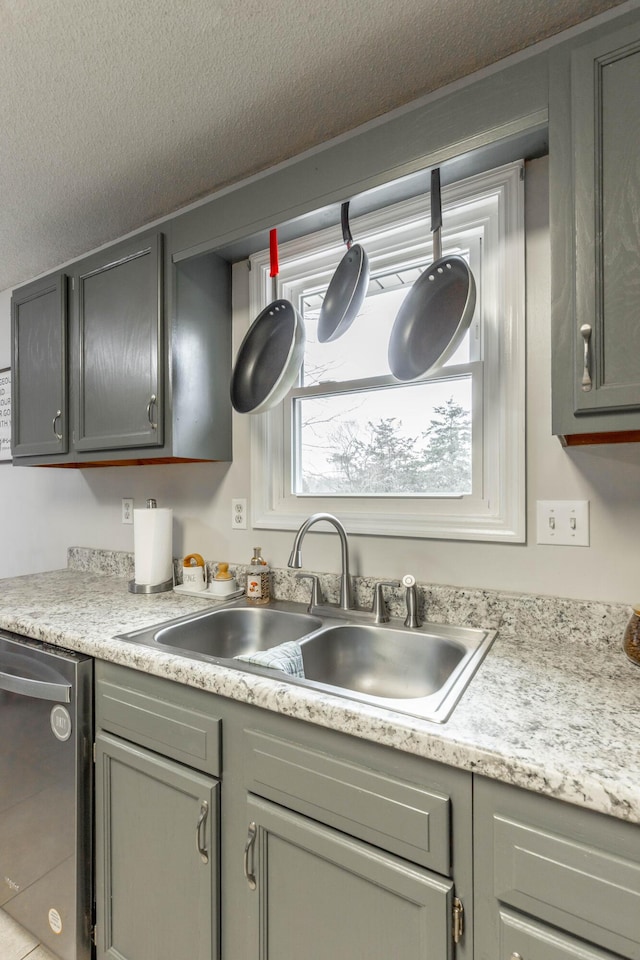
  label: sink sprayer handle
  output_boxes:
[402,574,422,628]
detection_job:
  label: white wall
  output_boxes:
[3,156,640,604]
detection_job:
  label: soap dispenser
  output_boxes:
[246,547,271,606]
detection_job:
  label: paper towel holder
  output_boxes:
[128,578,174,594]
[128,498,175,594]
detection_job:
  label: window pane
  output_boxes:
[293,377,472,496]
[301,263,471,387]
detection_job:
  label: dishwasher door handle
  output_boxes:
[0,668,71,702]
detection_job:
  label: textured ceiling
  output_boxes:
[0,0,629,291]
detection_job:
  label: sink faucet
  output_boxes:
[288,513,353,611]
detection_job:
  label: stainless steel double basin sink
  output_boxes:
[116,598,495,723]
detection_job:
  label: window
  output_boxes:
[247,162,525,541]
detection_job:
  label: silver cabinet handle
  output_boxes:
[580,324,592,391]
[196,800,209,864]
[244,821,257,890]
[52,410,63,441]
[146,394,157,430]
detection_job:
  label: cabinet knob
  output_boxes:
[579,324,592,391]
[52,410,63,441]
[511,952,523,960]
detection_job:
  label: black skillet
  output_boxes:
[317,201,370,343]
[388,168,476,380]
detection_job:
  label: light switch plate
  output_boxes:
[536,500,589,546]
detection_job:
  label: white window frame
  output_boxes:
[247,162,525,542]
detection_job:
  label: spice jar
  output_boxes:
[623,605,640,666]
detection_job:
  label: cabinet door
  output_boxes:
[244,794,454,960]
[95,732,219,960]
[74,233,163,451]
[11,272,68,457]
[551,19,640,439]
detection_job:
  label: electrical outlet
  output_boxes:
[121,498,134,524]
[231,498,247,529]
[536,500,589,546]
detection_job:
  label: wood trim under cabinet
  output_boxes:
[559,430,640,446]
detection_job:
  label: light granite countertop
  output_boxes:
[1,562,639,826]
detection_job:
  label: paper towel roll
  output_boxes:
[133,508,173,585]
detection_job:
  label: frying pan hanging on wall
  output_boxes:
[317,201,369,343]
[230,229,306,414]
[388,168,476,381]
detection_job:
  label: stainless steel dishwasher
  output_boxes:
[0,630,93,960]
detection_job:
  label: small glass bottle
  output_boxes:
[623,605,640,666]
[246,547,271,606]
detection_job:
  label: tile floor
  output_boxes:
[0,909,58,960]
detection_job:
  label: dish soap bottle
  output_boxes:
[246,547,271,605]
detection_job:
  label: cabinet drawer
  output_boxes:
[493,813,640,956]
[96,662,221,777]
[499,910,619,960]
[244,729,450,874]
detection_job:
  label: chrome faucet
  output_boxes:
[403,574,422,628]
[288,513,353,611]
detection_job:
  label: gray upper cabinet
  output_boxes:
[551,16,640,444]
[11,224,232,466]
[74,233,163,452]
[11,272,68,457]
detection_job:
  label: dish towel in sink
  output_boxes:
[235,640,305,678]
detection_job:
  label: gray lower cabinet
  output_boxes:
[95,661,473,960]
[95,732,219,960]
[244,793,453,960]
[94,662,223,960]
[474,777,640,960]
[11,271,68,457]
[550,13,640,444]
[238,725,468,960]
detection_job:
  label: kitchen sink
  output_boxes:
[115,598,495,723]
[119,603,322,659]
[295,619,494,722]
[299,623,467,699]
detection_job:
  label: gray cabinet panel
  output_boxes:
[573,27,640,414]
[474,777,640,960]
[551,15,640,440]
[96,669,221,777]
[246,793,453,960]
[493,815,640,949]
[244,728,451,874]
[499,910,620,960]
[95,732,219,960]
[11,272,68,457]
[75,233,163,451]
